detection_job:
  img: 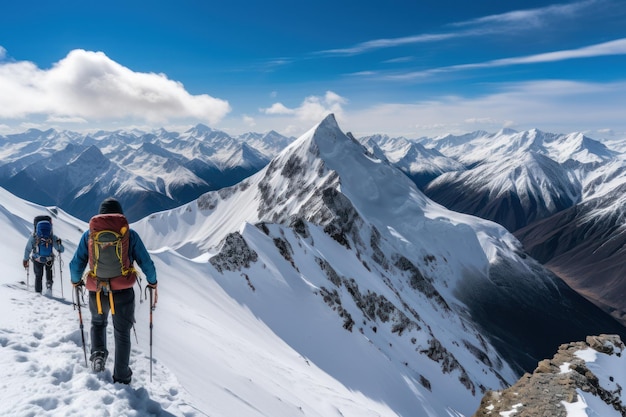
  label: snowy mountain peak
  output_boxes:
[496,127,518,136]
[69,144,108,166]
[183,123,232,143]
[186,123,213,134]
[307,113,343,146]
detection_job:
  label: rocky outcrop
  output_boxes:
[209,232,258,273]
[473,334,626,417]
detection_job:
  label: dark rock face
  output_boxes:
[472,334,626,417]
[209,232,258,273]
[514,189,626,325]
[456,252,626,374]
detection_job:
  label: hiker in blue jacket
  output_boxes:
[23,217,65,294]
[69,197,157,384]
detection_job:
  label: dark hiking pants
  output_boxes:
[89,287,135,382]
[32,260,53,293]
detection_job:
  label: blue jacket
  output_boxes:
[69,229,157,286]
[24,234,64,263]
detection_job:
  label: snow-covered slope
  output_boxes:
[0,187,407,416]
[424,151,581,232]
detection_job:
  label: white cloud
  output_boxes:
[0,46,6,60]
[464,117,499,125]
[0,49,231,124]
[261,91,347,124]
[242,115,256,127]
[262,102,294,115]
[46,115,88,124]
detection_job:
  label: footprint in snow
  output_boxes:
[0,284,204,416]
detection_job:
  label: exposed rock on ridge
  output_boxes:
[473,334,626,417]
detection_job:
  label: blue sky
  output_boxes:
[1,0,625,139]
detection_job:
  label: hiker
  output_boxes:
[23,215,65,294]
[69,197,157,384]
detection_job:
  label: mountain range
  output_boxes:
[0,125,291,222]
[1,114,626,415]
[3,118,624,327]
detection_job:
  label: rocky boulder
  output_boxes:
[472,334,626,417]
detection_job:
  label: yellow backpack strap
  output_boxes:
[96,288,103,315]
[95,280,115,315]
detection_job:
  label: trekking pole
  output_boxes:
[146,286,157,382]
[74,285,88,367]
[25,265,30,289]
[58,250,64,298]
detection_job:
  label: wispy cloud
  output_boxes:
[318,34,457,56]
[452,0,599,29]
[317,0,601,57]
[0,49,231,124]
[383,38,626,80]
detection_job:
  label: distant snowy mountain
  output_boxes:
[365,129,605,231]
[422,128,617,166]
[0,125,291,221]
[369,127,626,332]
[238,129,295,158]
[424,151,581,232]
[360,134,464,187]
[418,128,618,232]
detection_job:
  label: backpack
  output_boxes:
[88,213,134,280]
[33,215,54,262]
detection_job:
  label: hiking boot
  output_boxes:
[90,351,107,373]
[113,368,132,385]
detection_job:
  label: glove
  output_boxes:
[56,238,62,245]
[146,282,158,307]
[22,260,29,268]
